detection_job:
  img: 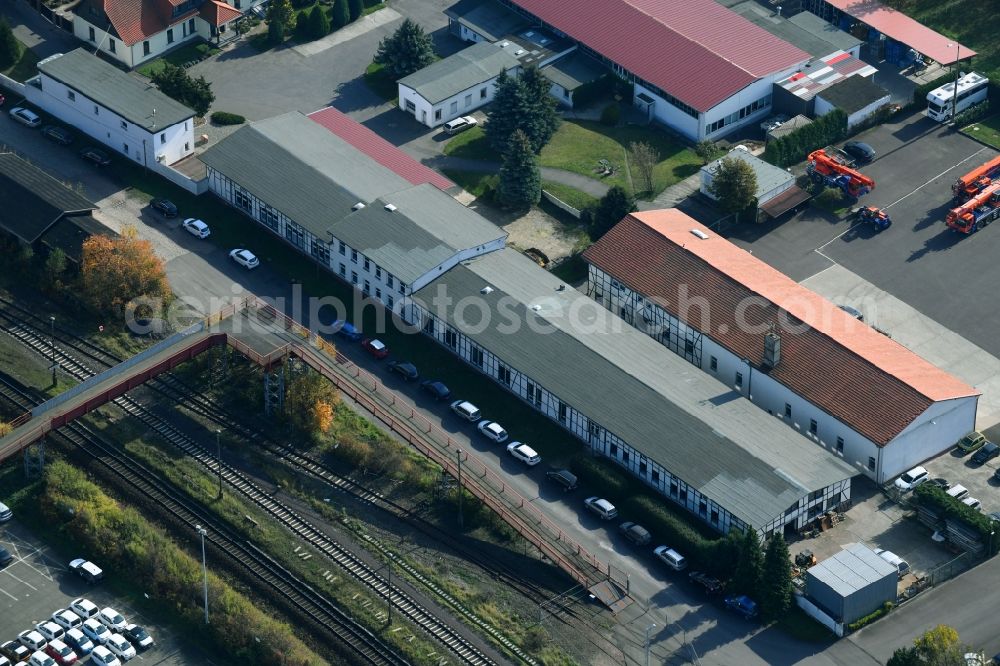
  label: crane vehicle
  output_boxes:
[952,154,1000,202]
[926,72,989,122]
[807,149,875,198]
[852,205,891,231]
[945,182,1000,234]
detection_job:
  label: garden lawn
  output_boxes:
[963,114,1000,151]
[890,1,1000,81]
[443,126,495,161]
[540,121,700,197]
[136,43,220,77]
[441,168,496,198]
[540,181,598,212]
[1,37,39,83]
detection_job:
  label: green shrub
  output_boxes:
[811,187,845,211]
[600,102,621,126]
[848,601,893,632]
[763,109,846,167]
[914,484,999,554]
[569,457,737,577]
[210,111,246,125]
[955,100,992,126]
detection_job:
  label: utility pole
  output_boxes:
[456,450,463,528]
[386,555,392,626]
[196,525,209,624]
[644,623,656,666]
[948,42,961,121]
[215,429,223,500]
[49,316,56,386]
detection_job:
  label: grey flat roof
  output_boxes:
[37,49,194,132]
[398,41,521,105]
[807,543,897,596]
[200,113,413,239]
[724,4,860,58]
[817,75,891,114]
[0,152,96,244]
[413,248,856,529]
[703,149,793,199]
[329,184,506,284]
[445,0,527,42]
[541,52,606,91]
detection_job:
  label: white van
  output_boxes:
[874,548,910,578]
[946,484,970,501]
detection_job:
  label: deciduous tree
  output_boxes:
[732,528,763,598]
[331,0,350,29]
[0,17,20,70]
[886,646,921,666]
[708,156,758,222]
[150,64,215,117]
[760,534,793,620]
[285,371,341,439]
[43,248,68,292]
[373,18,435,78]
[80,225,171,318]
[498,129,540,209]
[348,0,364,21]
[629,141,659,195]
[587,185,636,240]
[913,625,965,666]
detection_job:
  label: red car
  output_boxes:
[361,338,389,359]
[46,639,78,665]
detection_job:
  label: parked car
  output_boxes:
[79,147,111,166]
[70,598,99,620]
[35,623,64,644]
[443,116,478,134]
[181,218,211,238]
[449,400,481,422]
[419,380,451,401]
[386,360,419,381]
[27,652,54,666]
[68,559,104,583]
[51,609,83,631]
[843,140,876,163]
[121,625,152,652]
[0,546,12,568]
[150,198,178,217]
[893,465,929,491]
[18,631,47,652]
[927,477,951,490]
[62,629,93,657]
[956,431,988,454]
[583,496,617,520]
[97,608,126,632]
[80,619,110,646]
[229,248,259,269]
[506,442,540,466]
[962,496,983,511]
[477,420,508,443]
[104,635,133,662]
[653,545,687,571]
[971,442,1000,465]
[724,595,759,619]
[545,468,578,491]
[619,521,651,546]
[332,320,362,341]
[0,500,11,522]
[873,548,910,577]
[1,640,30,663]
[44,640,76,665]
[688,570,724,594]
[88,646,120,666]
[41,125,73,145]
[9,107,42,127]
[361,338,389,359]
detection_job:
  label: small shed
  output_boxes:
[806,543,897,625]
[701,147,810,220]
[815,76,891,129]
[767,114,813,142]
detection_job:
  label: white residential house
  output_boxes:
[73,0,243,69]
[397,41,522,128]
[582,209,980,485]
[26,49,195,169]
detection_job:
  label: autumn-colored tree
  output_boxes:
[80,225,171,318]
[285,370,340,439]
[312,400,334,434]
[0,421,13,436]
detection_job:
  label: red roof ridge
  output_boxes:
[625,209,978,403]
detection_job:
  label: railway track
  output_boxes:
[0,373,407,666]
[0,298,505,666]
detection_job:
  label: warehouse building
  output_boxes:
[582,209,979,484]
[805,543,897,628]
[700,147,810,221]
[405,248,855,537]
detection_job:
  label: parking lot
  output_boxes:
[0,522,208,665]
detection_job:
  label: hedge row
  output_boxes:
[40,460,327,665]
[914,484,999,554]
[210,111,246,125]
[848,601,893,632]
[569,457,737,577]
[763,109,847,168]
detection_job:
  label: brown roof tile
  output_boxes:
[582,210,979,445]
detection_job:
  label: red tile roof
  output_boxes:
[199,0,241,26]
[824,0,974,65]
[509,0,809,112]
[83,0,198,46]
[307,107,455,192]
[582,210,979,445]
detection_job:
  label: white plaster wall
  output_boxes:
[880,397,979,484]
[398,84,435,127]
[73,16,133,67]
[633,81,700,140]
[399,70,517,127]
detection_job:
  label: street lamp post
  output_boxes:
[990,530,995,558]
[644,623,657,666]
[196,525,209,624]
[49,316,56,386]
[215,429,223,500]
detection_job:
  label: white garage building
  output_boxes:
[582,210,980,485]
[700,147,811,221]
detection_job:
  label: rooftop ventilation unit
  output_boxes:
[352,202,366,211]
[530,304,542,311]
[499,40,510,47]
[480,286,494,295]
[690,229,709,240]
[515,49,526,56]
[384,203,397,212]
